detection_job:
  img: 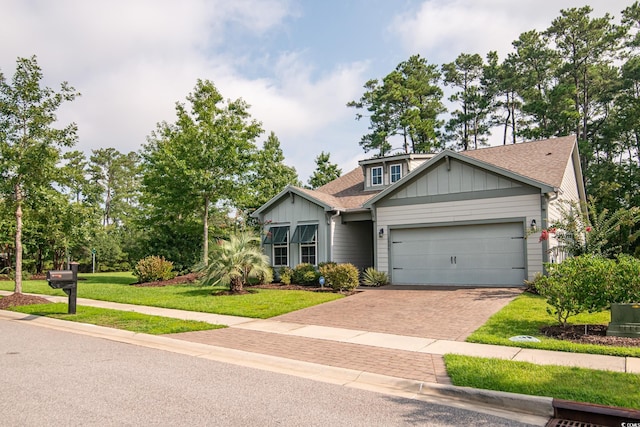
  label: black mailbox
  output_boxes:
[46,262,79,314]
[46,270,75,289]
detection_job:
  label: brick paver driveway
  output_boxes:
[274,286,523,341]
[171,286,523,384]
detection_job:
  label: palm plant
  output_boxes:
[198,232,272,293]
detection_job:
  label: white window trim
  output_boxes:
[371,166,383,186]
[299,229,317,266]
[390,164,402,183]
[272,230,289,267]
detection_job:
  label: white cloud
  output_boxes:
[0,0,368,180]
[392,0,632,64]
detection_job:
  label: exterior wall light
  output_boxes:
[530,219,537,230]
[378,228,384,238]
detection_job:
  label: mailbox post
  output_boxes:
[46,262,79,314]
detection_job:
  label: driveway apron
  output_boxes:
[274,286,523,341]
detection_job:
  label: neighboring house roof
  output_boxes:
[252,136,581,217]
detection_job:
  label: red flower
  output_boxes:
[585,226,592,232]
[548,227,556,234]
[539,229,549,242]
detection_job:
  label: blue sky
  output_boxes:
[0,0,631,182]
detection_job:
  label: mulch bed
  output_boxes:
[541,324,640,347]
[0,293,51,309]
[133,274,353,294]
[132,273,200,287]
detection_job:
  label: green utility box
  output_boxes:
[607,303,640,338]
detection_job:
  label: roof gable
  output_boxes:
[364,140,572,207]
[386,157,526,202]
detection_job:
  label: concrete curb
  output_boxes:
[419,382,553,418]
[0,310,551,425]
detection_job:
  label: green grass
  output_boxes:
[0,272,343,318]
[466,292,640,357]
[8,303,222,335]
[444,354,640,410]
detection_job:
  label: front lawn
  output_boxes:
[8,302,222,335]
[445,354,640,410]
[0,272,344,318]
[466,292,640,357]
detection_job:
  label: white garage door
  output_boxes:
[390,222,525,286]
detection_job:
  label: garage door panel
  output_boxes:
[390,223,525,286]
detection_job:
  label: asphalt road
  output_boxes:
[0,319,537,426]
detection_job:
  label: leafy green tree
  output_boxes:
[91,225,126,272]
[348,55,445,155]
[0,56,79,292]
[142,79,263,265]
[307,151,341,189]
[197,232,272,293]
[59,150,92,204]
[89,148,140,226]
[240,131,300,213]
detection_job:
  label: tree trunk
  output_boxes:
[14,184,23,294]
[230,276,243,293]
[203,196,209,265]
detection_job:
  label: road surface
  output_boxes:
[0,319,539,426]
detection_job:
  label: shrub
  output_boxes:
[537,255,613,326]
[293,263,320,285]
[361,267,389,287]
[133,256,176,283]
[318,261,337,270]
[523,272,544,295]
[254,268,274,285]
[322,263,359,292]
[279,266,293,285]
[611,254,640,303]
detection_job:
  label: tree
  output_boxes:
[142,79,263,265]
[545,6,623,168]
[307,151,341,189]
[0,56,79,293]
[482,51,523,145]
[442,53,491,150]
[240,131,300,213]
[348,55,445,155]
[509,30,567,140]
[89,148,140,226]
[197,232,271,293]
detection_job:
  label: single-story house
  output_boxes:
[251,135,586,287]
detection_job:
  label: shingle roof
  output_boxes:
[284,136,577,212]
[460,135,576,188]
[293,167,380,211]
